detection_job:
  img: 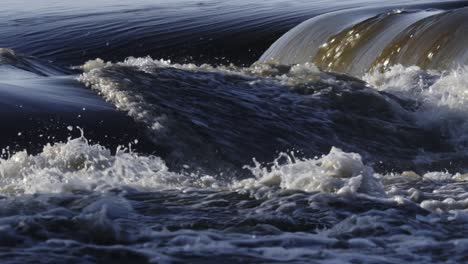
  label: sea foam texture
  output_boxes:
[365,65,468,147]
[235,147,385,198]
[77,57,468,216]
[0,134,193,194]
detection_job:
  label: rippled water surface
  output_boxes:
[1,0,468,263]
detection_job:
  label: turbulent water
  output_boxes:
[2,0,468,263]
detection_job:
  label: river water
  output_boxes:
[1,1,468,263]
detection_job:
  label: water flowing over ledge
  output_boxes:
[1,0,468,262]
[259,7,468,76]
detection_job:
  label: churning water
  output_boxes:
[1,0,468,263]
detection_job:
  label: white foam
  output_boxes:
[0,135,196,195]
[422,171,454,182]
[421,197,468,212]
[234,147,385,197]
[0,136,388,199]
[2,131,468,221]
[364,65,468,113]
[82,58,111,72]
[83,58,468,149]
[78,57,330,137]
[80,57,323,92]
[381,169,468,213]
[364,65,468,146]
[80,60,167,131]
[70,58,468,219]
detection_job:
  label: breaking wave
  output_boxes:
[76,57,468,174]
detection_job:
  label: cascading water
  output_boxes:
[1,0,468,263]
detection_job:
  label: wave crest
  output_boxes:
[259,8,468,76]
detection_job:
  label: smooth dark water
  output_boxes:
[1,0,468,263]
[2,0,465,66]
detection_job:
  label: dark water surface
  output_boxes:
[2,0,465,66]
[1,0,468,263]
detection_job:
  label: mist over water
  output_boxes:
[1,0,468,263]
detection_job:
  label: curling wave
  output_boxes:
[259,7,468,76]
[79,57,462,175]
